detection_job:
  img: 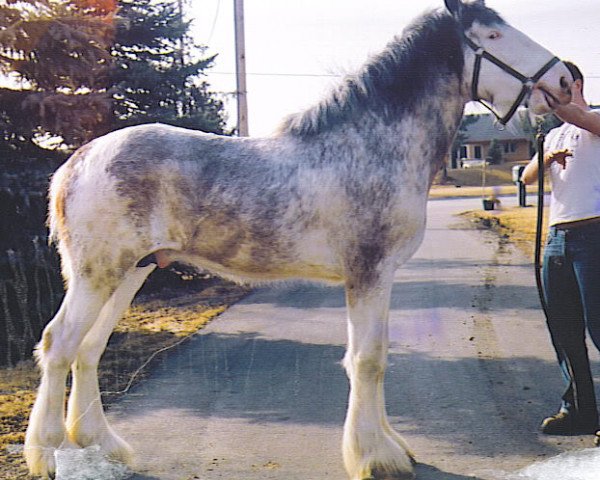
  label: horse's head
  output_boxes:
[445,0,572,124]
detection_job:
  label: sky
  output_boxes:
[189,0,600,136]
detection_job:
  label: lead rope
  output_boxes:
[534,127,549,318]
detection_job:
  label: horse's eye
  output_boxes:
[488,31,501,40]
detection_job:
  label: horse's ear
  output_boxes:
[444,0,463,18]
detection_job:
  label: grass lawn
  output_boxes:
[430,162,549,199]
[0,281,250,479]
[461,205,548,257]
[435,163,548,256]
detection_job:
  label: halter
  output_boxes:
[464,35,561,125]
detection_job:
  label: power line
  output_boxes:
[208,71,600,79]
[205,0,221,45]
[210,71,344,78]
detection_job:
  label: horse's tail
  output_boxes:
[48,162,72,284]
[48,164,67,247]
[47,142,95,282]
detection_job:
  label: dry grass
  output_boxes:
[444,163,516,187]
[0,363,39,479]
[430,162,549,200]
[436,161,524,187]
[0,280,250,479]
[460,205,549,257]
[434,162,548,256]
[429,184,520,199]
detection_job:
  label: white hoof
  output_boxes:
[343,431,415,480]
[68,425,134,466]
[24,437,78,479]
[101,428,134,466]
[24,443,57,479]
[384,422,416,462]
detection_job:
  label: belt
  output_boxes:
[553,216,600,230]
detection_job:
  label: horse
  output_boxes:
[25,0,572,478]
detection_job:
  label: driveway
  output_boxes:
[108,196,600,479]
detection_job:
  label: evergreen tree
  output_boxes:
[111,0,226,134]
[486,138,503,164]
[0,0,226,159]
[0,0,116,156]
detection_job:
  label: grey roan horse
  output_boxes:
[25,0,571,478]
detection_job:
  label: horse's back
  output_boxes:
[48,124,346,285]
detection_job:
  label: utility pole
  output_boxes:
[233,0,249,136]
[177,0,187,116]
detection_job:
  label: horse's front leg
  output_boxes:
[342,267,415,480]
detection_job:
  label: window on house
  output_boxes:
[460,145,467,159]
[474,145,482,159]
[503,142,517,153]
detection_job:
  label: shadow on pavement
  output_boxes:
[242,280,541,311]
[416,463,486,479]
[110,330,600,463]
[125,462,486,480]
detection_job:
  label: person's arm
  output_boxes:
[521,149,571,185]
[522,104,600,185]
[554,103,600,137]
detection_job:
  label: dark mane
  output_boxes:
[458,1,505,29]
[280,4,505,137]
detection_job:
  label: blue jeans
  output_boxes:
[543,222,600,421]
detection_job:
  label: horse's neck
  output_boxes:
[354,79,466,168]
[282,72,467,180]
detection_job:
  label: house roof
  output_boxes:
[461,112,530,143]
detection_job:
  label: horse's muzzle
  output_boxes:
[530,78,572,114]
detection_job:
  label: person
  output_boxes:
[522,61,600,438]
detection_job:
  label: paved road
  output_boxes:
[109,196,600,480]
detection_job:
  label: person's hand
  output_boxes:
[554,102,584,124]
[545,148,572,169]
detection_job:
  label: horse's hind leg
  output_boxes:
[342,267,415,480]
[65,264,155,465]
[25,277,110,478]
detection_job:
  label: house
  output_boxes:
[448,111,533,169]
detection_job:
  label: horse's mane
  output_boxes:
[280,4,505,137]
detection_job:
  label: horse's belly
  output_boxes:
[170,250,344,284]
[173,227,343,284]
